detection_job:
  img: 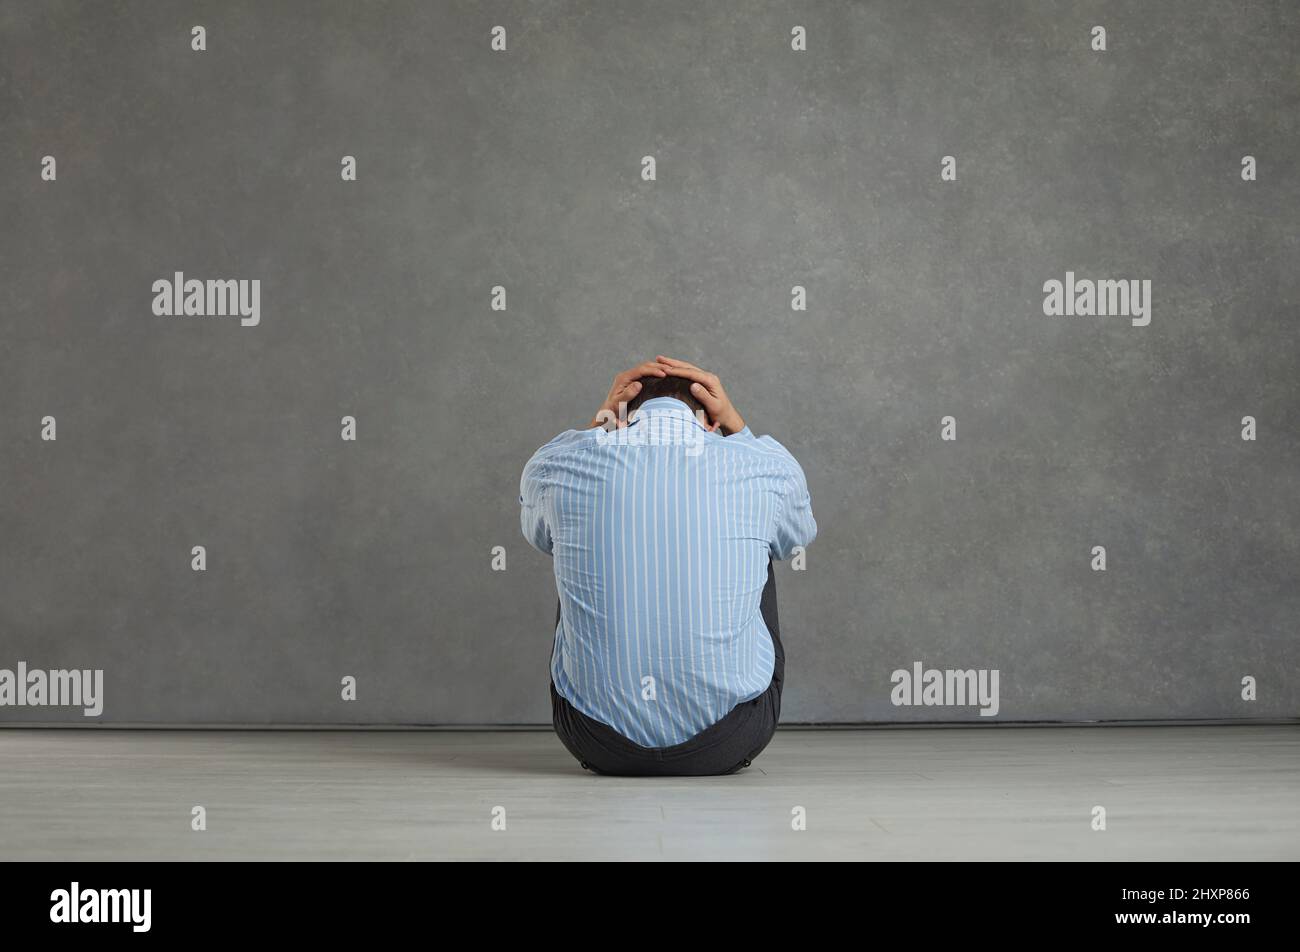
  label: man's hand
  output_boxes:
[654,355,746,435]
[587,360,668,429]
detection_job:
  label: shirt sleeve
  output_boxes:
[519,428,591,555]
[771,458,818,560]
[725,427,818,559]
[737,433,815,560]
[518,447,554,556]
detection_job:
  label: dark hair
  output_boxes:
[625,374,705,416]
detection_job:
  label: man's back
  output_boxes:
[521,396,817,747]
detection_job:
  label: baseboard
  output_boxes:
[1,718,1296,731]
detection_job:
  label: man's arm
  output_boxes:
[716,428,817,560]
[518,450,553,555]
[770,455,818,560]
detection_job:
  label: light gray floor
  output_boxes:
[1,725,1296,861]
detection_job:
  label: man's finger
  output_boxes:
[660,364,720,393]
[689,381,723,408]
[621,362,667,384]
[658,364,709,383]
[655,355,701,371]
[658,359,720,390]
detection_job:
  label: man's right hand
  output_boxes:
[655,356,746,435]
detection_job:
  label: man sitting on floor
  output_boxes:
[519,356,817,776]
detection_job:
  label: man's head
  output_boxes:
[625,373,706,417]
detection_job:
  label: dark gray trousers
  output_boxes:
[550,559,784,776]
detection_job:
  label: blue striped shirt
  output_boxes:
[519,397,817,747]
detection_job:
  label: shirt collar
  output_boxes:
[630,397,710,430]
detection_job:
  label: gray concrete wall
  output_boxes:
[1,1,1296,725]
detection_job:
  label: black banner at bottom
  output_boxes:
[1,861,1284,939]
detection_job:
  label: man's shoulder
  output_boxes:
[522,429,592,481]
[531,427,596,458]
[713,430,804,469]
